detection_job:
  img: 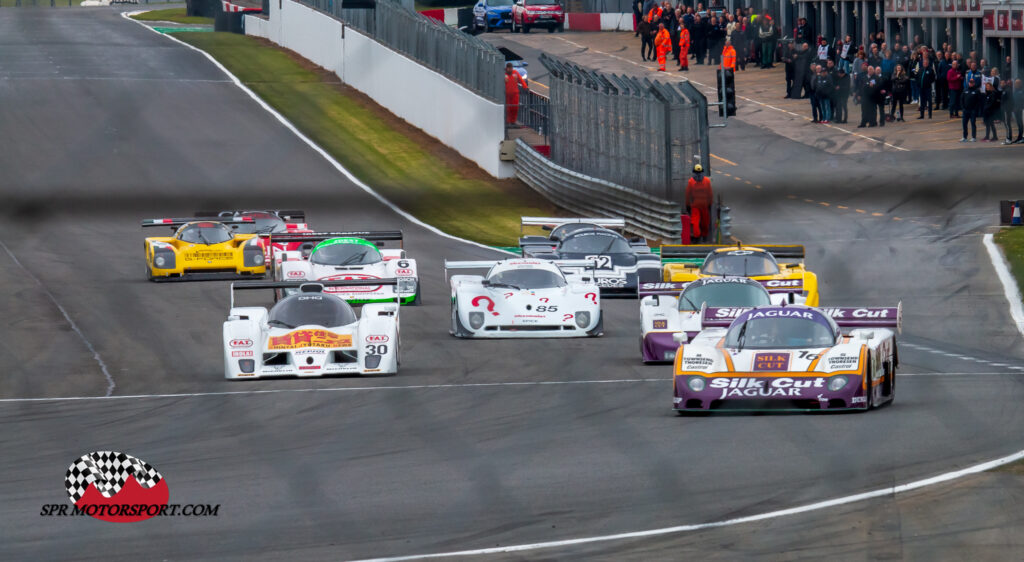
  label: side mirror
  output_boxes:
[672,332,689,344]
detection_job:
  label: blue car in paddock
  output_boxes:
[473,0,514,32]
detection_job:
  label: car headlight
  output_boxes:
[828,375,848,392]
[364,354,382,369]
[154,255,165,267]
[574,311,590,328]
[398,278,416,293]
[253,253,264,265]
[687,376,706,392]
[469,312,485,329]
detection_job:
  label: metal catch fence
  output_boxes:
[539,53,709,203]
[298,0,504,103]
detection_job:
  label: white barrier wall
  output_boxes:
[245,1,512,178]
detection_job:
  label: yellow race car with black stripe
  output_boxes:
[142,217,267,281]
[659,244,819,306]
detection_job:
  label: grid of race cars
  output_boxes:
[142,210,901,412]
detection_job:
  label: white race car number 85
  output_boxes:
[585,255,613,269]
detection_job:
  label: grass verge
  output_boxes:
[174,32,550,247]
[994,228,1024,300]
[131,7,213,25]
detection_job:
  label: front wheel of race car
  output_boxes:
[586,313,604,337]
[411,283,422,306]
[451,303,471,338]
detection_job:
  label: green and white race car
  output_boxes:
[269,231,420,305]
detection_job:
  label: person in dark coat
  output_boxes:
[834,67,851,123]
[732,18,748,70]
[707,16,726,66]
[691,15,707,64]
[792,42,811,98]
[917,57,937,119]
[1013,79,1024,144]
[1001,78,1016,144]
[982,79,1001,141]
[858,66,880,127]
[782,42,796,97]
[794,17,813,45]
[960,78,981,142]
[889,64,910,121]
[873,66,888,126]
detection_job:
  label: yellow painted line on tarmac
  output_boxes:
[531,81,550,91]
[819,202,830,207]
[755,184,763,189]
[744,180,753,185]
[787,195,797,199]
[837,205,849,210]
[855,209,866,214]
[804,198,815,203]
[893,217,903,221]
[710,153,737,166]
[872,212,884,217]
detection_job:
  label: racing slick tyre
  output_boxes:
[586,313,604,337]
[511,20,519,32]
[451,303,471,338]
[523,24,531,33]
[556,25,563,32]
[411,284,422,306]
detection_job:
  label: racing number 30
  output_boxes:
[366,344,388,355]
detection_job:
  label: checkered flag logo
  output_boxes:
[65,451,163,504]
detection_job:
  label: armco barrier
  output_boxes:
[246,0,512,178]
[514,139,682,242]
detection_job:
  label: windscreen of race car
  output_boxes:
[702,251,780,276]
[678,282,771,311]
[487,268,566,289]
[724,316,836,349]
[228,213,287,234]
[311,243,382,266]
[268,294,357,329]
[179,222,234,244]
[561,233,631,254]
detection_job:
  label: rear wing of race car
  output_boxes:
[520,216,626,235]
[819,304,902,333]
[638,279,802,298]
[261,231,403,247]
[698,304,902,332]
[229,279,399,309]
[444,259,599,279]
[660,244,806,262]
[141,217,254,229]
[194,210,306,222]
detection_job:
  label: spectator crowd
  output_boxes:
[634,2,1023,144]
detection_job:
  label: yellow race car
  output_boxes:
[659,244,819,306]
[142,217,267,281]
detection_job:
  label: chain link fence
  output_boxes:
[297,0,504,102]
[539,54,709,203]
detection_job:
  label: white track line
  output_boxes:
[983,232,1024,337]
[0,378,670,404]
[122,12,514,257]
[0,372,1016,404]
[0,240,115,396]
[353,446,1024,562]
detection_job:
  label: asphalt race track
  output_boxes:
[3,9,1024,560]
